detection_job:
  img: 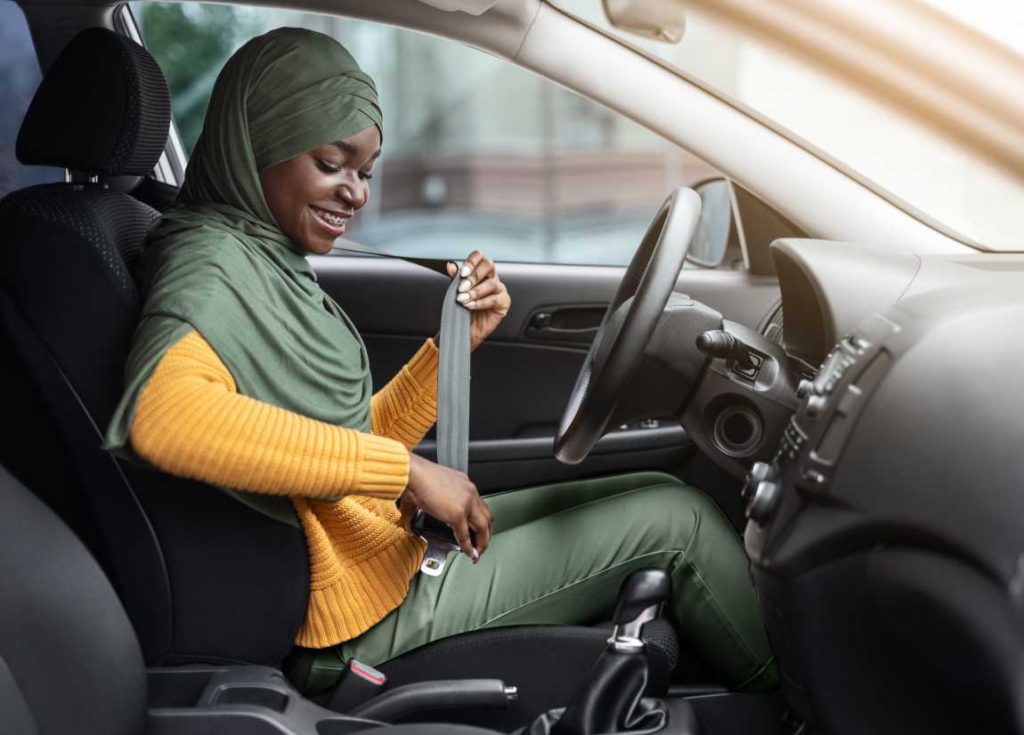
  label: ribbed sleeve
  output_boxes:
[130,330,410,500]
[370,338,439,449]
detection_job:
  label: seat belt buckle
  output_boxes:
[412,510,460,576]
[328,659,388,712]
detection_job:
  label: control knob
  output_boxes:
[804,394,828,418]
[747,477,782,524]
[742,461,775,500]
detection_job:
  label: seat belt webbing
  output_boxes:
[330,241,470,474]
[436,275,470,473]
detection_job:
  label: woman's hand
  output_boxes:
[446,251,511,351]
[402,452,492,561]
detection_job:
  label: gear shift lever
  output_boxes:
[537,570,672,735]
[608,569,671,654]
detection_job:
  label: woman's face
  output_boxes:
[259,125,381,256]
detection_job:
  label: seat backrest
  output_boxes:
[0,461,147,735]
[0,27,308,667]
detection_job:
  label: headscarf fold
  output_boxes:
[104,27,384,468]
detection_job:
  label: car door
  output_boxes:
[317,255,778,500]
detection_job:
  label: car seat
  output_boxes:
[0,26,310,667]
[0,460,505,735]
[0,27,694,731]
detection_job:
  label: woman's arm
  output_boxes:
[370,338,438,449]
[130,329,409,500]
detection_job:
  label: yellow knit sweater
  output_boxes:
[129,329,438,647]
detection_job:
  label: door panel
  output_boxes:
[312,255,780,492]
[416,424,693,493]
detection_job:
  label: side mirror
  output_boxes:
[602,0,687,44]
[687,178,734,269]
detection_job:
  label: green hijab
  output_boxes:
[103,27,385,470]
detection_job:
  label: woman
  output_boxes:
[103,27,775,694]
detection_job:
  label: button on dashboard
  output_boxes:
[801,468,827,486]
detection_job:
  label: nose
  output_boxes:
[335,173,368,211]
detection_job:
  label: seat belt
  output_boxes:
[435,273,471,473]
[329,241,469,473]
[331,242,471,575]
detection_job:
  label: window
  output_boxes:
[132,3,725,265]
[0,3,64,200]
[559,0,1024,252]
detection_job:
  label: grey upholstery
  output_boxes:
[0,464,147,735]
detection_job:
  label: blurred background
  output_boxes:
[2,0,1022,260]
[127,1,718,265]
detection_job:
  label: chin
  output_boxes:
[299,235,334,256]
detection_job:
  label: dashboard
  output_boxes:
[771,239,919,366]
[740,238,1024,735]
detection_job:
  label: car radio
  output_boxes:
[743,315,899,540]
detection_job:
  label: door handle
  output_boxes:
[525,307,604,344]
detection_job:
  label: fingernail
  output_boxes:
[458,279,472,293]
[471,549,480,562]
[460,263,472,277]
[457,292,470,303]
[465,301,476,308]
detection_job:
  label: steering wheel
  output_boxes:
[554,187,702,464]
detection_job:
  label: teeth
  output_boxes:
[313,206,346,227]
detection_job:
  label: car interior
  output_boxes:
[1,1,1022,734]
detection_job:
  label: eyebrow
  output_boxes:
[330,140,382,161]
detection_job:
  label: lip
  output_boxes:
[309,205,349,237]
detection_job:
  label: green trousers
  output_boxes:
[304,472,776,692]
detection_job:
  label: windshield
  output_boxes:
[558,0,1024,252]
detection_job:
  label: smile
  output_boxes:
[310,205,349,234]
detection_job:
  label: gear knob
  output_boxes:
[612,569,671,626]
[609,569,671,653]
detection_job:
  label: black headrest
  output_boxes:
[16,27,170,176]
